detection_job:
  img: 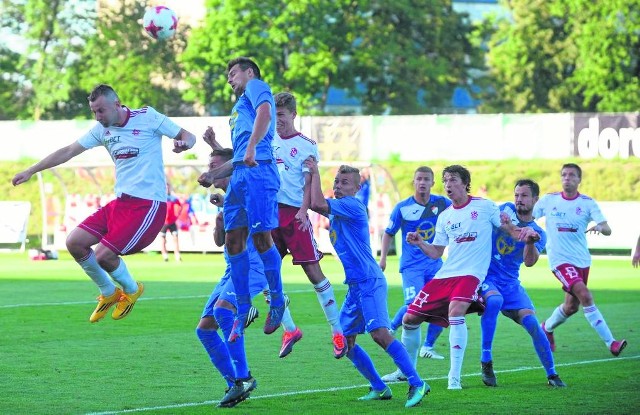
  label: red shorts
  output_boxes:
[552,263,590,293]
[406,276,484,328]
[271,204,323,265]
[78,194,166,255]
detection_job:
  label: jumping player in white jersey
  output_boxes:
[271,92,347,359]
[11,84,196,322]
[535,163,627,357]
[402,165,540,390]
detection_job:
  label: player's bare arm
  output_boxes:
[406,231,445,259]
[12,141,86,186]
[586,221,612,236]
[244,102,272,167]
[203,126,223,150]
[198,160,234,188]
[522,238,540,267]
[172,128,196,153]
[305,157,329,215]
[295,173,312,231]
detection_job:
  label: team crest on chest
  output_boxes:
[132,129,141,136]
[290,147,298,157]
[431,206,439,215]
[575,207,582,215]
[471,210,478,220]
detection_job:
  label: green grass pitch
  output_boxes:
[0,252,638,414]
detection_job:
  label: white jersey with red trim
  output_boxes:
[78,106,181,202]
[432,196,501,282]
[273,132,320,207]
[533,192,607,269]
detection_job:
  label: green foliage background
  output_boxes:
[3,157,638,247]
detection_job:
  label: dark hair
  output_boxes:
[274,92,296,112]
[415,166,434,177]
[210,148,234,161]
[443,164,471,193]
[88,84,119,102]
[561,163,582,179]
[227,57,261,79]
[514,179,540,197]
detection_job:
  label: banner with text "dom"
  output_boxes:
[573,113,640,159]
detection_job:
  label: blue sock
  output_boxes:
[346,344,386,391]
[424,323,444,348]
[195,328,235,387]
[386,339,423,387]
[228,250,251,314]
[481,294,503,363]
[522,314,556,377]
[214,307,249,379]
[391,305,408,330]
[259,246,284,307]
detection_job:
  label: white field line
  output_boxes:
[0,288,331,309]
[85,354,640,415]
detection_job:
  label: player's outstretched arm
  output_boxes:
[172,128,196,153]
[586,221,612,236]
[12,142,86,186]
[305,157,329,215]
[632,235,640,268]
[202,126,223,151]
[406,231,445,259]
[197,160,234,188]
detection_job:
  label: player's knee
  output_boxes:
[485,295,504,314]
[197,316,218,331]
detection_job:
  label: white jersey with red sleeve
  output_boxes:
[273,132,320,208]
[432,197,502,283]
[533,192,606,269]
[77,106,181,202]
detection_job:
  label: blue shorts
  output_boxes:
[401,267,437,304]
[340,276,391,336]
[200,264,268,318]
[480,278,535,312]
[224,162,280,234]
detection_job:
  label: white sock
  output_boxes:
[314,278,342,333]
[583,305,614,346]
[108,259,138,293]
[280,307,297,332]
[78,251,116,296]
[449,317,467,380]
[401,323,422,367]
[545,305,569,331]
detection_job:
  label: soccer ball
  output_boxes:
[143,6,178,40]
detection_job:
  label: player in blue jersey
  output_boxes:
[197,146,300,408]
[305,159,429,408]
[380,167,450,383]
[198,57,286,342]
[479,179,566,388]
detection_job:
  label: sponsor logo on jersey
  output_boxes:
[455,232,477,243]
[113,146,140,159]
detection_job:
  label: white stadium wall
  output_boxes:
[4,112,638,254]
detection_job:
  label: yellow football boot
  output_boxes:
[90,288,123,323]
[112,282,144,320]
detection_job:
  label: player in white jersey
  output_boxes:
[11,84,196,323]
[271,92,347,359]
[534,163,627,356]
[402,165,539,390]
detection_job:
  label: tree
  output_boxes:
[482,0,640,113]
[181,0,480,115]
[0,0,96,120]
[349,1,479,114]
[71,0,193,117]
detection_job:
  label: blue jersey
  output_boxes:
[486,202,546,285]
[385,194,451,273]
[229,79,276,163]
[327,196,385,284]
